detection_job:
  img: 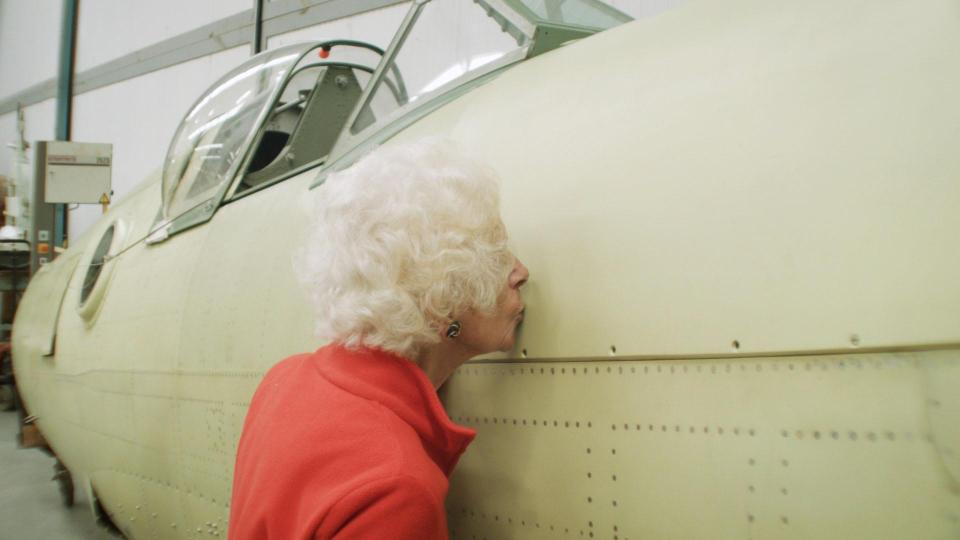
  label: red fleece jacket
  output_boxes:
[228,344,476,539]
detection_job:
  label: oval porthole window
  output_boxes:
[79,225,114,306]
[77,221,126,322]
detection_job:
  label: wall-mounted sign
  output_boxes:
[41,141,113,204]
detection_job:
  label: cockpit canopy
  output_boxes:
[160,41,387,225]
[158,0,631,237]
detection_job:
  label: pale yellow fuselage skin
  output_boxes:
[13,1,960,539]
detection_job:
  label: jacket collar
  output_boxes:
[312,343,476,476]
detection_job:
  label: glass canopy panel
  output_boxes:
[161,44,305,220]
[350,0,528,135]
[234,41,387,195]
[244,43,385,172]
[516,0,632,29]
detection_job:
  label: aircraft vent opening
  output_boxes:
[80,225,114,306]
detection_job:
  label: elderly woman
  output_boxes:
[228,138,529,539]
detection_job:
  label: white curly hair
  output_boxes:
[296,137,514,359]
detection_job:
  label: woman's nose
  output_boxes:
[511,259,529,288]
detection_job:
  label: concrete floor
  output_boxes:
[0,409,118,539]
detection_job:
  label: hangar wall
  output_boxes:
[0,0,682,241]
[0,0,62,220]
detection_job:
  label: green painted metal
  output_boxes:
[54,0,79,249]
[252,0,264,54]
[528,22,596,58]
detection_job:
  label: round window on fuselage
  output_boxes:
[79,225,114,307]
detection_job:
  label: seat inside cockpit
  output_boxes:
[236,42,401,196]
[242,65,361,186]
